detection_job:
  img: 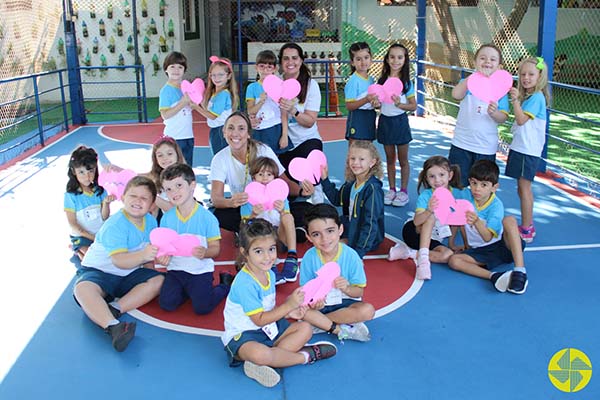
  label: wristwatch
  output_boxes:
[294,109,300,117]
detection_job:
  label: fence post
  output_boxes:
[537,0,558,173]
[62,0,87,125]
[416,0,427,117]
[32,77,45,146]
[58,71,69,132]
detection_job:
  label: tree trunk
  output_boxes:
[493,0,531,47]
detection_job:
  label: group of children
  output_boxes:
[63,41,550,387]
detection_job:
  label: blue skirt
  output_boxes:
[377,113,412,145]
[345,109,376,141]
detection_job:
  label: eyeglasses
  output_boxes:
[257,64,276,69]
[210,73,228,78]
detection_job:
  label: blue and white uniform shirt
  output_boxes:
[510,91,547,157]
[207,90,233,128]
[246,81,281,130]
[64,190,107,235]
[345,73,375,110]
[460,189,504,249]
[380,80,416,117]
[158,83,194,140]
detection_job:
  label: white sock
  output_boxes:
[418,248,429,262]
[408,249,418,259]
[109,301,121,311]
[300,351,310,364]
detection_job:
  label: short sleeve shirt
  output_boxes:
[510,91,547,156]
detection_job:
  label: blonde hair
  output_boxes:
[516,57,551,105]
[344,140,384,181]
[203,57,239,111]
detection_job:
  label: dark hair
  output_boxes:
[416,155,462,194]
[279,43,311,103]
[149,136,185,191]
[255,50,278,80]
[66,145,104,196]
[469,160,500,185]
[124,175,157,200]
[163,51,188,73]
[474,43,503,65]
[237,218,278,269]
[249,156,279,178]
[304,203,341,229]
[378,43,410,95]
[224,111,259,163]
[160,163,196,184]
[348,42,371,74]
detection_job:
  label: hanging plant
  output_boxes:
[152,54,160,75]
[117,53,125,70]
[141,0,148,18]
[159,36,167,52]
[149,18,158,35]
[159,0,166,17]
[126,35,134,52]
[90,4,96,19]
[92,37,99,54]
[108,36,116,53]
[107,3,113,19]
[168,19,175,37]
[99,19,106,36]
[82,20,88,37]
[58,38,65,55]
[116,20,123,37]
[124,0,131,18]
[143,36,150,53]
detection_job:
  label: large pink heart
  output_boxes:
[244,178,289,210]
[288,150,327,185]
[98,169,136,200]
[301,261,341,306]
[467,70,513,103]
[262,75,301,103]
[432,187,474,226]
[150,227,203,258]
[181,78,205,104]
[367,77,404,104]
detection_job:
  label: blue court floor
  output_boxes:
[0,117,598,399]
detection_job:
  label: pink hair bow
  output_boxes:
[209,55,232,71]
[153,135,176,145]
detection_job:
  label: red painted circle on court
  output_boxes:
[135,231,419,335]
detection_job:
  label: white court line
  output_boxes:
[524,243,600,252]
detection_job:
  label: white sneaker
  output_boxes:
[384,190,396,205]
[338,322,371,342]
[392,191,409,207]
[243,361,281,387]
[388,241,411,261]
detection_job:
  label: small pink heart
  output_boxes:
[288,150,327,185]
[244,178,289,210]
[98,169,136,200]
[367,84,386,103]
[263,75,300,102]
[301,261,341,306]
[432,187,474,226]
[150,227,203,258]
[467,70,513,103]
[382,77,404,102]
[181,78,205,104]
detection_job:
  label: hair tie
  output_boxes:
[209,55,232,71]
[535,57,545,70]
[153,134,175,145]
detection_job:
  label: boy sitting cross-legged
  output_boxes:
[448,160,529,294]
[158,163,233,314]
[299,203,375,342]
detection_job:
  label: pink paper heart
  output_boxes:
[432,187,474,226]
[181,78,205,104]
[98,169,136,200]
[467,70,513,103]
[382,77,404,102]
[367,84,387,103]
[262,75,300,102]
[245,178,289,210]
[301,261,341,306]
[288,150,327,185]
[150,227,203,258]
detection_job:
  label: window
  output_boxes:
[183,0,200,40]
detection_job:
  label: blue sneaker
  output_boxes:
[281,255,299,282]
[271,266,286,286]
[508,271,528,294]
[490,271,512,292]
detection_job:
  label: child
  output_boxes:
[197,55,239,155]
[158,51,195,166]
[376,43,417,207]
[74,176,165,352]
[344,42,377,143]
[245,50,291,154]
[64,146,114,260]
[448,160,529,294]
[506,57,550,243]
[299,204,375,341]
[158,163,233,314]
[222,219,337,388]
[147,135,186,217]
[449,44,509,187]
[321,140,385,258]
[389,156,463,280]
[241,157,298,284]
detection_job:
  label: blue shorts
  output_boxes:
[505,150,539,182]
[224,318,291,367]
[402,220,444,250]
[209,126,228,155]
[463,237,525,269]
[448,145,496,187]
[70,235,93,252]
[377,113,412,145]
[75,267,163,299]
[252,123,293,154]
[346,109,376,141]
[321,298,360,315]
